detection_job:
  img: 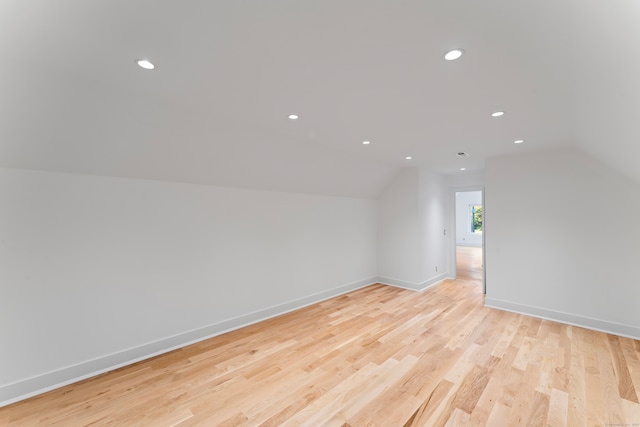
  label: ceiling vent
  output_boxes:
[457,152,469,157]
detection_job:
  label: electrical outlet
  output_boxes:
[435,266,438,272]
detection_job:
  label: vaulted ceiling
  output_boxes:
[1,1,638,198]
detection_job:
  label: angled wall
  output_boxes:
[485,147,640,339]
[0,168,378,405]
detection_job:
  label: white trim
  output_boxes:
[0,277,377,407]
[377,273,449,292]
[485,297,640,340]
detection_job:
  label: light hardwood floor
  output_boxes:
[456,245,483,282]
[2,268,639,425]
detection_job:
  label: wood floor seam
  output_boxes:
[1,247,639,425]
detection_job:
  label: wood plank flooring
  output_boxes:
[456,246,483,282]
[2,270,640,425]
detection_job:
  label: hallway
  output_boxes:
[456,245,483,281]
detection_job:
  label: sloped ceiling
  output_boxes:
[0,0,638,198]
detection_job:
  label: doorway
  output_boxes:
[451,189,485,293]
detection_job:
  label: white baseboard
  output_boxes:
[0,277,378,408]
[485,297,640,340]
[377,273,449,292]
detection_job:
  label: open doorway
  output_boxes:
[452,189,485,292]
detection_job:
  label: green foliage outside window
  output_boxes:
[471,205,483,233]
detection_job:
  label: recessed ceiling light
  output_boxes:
[491,111,505,117]
[405,156,412,160]
[444,49,464,61]
[514,139,524,144]
[362,141,371,145]
[460,168,466,171]
[136,59,155,70]
[288,114,299,120]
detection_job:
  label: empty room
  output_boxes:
[1,1,639,425]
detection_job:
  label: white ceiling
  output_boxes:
[1,0,638,198]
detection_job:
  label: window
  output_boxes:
[471,205,483,234]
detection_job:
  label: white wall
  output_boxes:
[485,147,640,339]
[377,168,423,285]
[455,191,483,247]
[377,168,449,289]
[419,169,449,283]
[0,168,378,405]
[446,171,485,188]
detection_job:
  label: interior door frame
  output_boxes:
[449,185,486,294]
